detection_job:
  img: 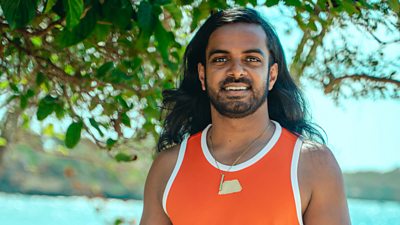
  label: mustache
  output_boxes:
[220,77,253,88]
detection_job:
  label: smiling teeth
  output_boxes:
[225,86,248,91]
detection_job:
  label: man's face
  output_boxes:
[198,23,278,118]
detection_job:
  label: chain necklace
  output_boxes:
[208,122,272,195]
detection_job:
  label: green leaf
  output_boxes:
[308,20,318,31]
[0,137,7,146]
[89,118,104,136]
[90,23,112,42]
[65,120,83,148]
[36,103,53,120]
[116,95,129,109]
[177,0,194,4]
[106,138,117,149]
[121,58,142,73]
[108,68,127,83]
[0,81,8,89]
[64,64,75,75]
[284,0,302,7]
[114,152,136,162]
[55,6,97,47]
[265,0,280,7]
[137,1,154,32]
[114,218,124,225]
[190,1,210,31]
[155,20,175,65]
[121,112,131,127]
[96,62,114,78]
[249,0,258,6]
[0,0,38,29]
[20,95,28,109]
[209,0,228,8]
[54,103,65,119]
[36,72,46,86]
[163,80,174,89]
[342,1,359,15]
[136,0,155,48]
[26,89,35,98]
[64,0,84,29]
[44,0,57,13]
[304,4,313,13]
[43,124,54,136]
[154,0,171,5]
[143,106,159,118]
[9,83,19,92]
[237,0,257,6]
[101,0,134,30]
[36,96,57,120]
[30,36,42,47]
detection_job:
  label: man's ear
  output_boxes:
[198,63,206,91]
[268,63,278,90]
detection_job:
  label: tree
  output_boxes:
[0,0,399,159]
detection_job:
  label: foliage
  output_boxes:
[344,169,400,201]
[0,128,152,199]
[0,0,399,152]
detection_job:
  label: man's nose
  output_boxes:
[227,59,245,78]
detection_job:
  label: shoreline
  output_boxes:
[0,190,143,201]
[1,190,400,204]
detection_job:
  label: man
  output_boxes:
[140,8,350,225]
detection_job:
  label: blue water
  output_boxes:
[0,192,399,225]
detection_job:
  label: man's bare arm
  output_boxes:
[300,143,351,225]
[140,146,179,225]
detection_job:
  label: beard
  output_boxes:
[206,74,269,119]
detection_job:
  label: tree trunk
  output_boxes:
[0,105,20,167]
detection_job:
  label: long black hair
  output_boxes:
[157,8,325,151]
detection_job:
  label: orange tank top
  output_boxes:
[162,121,304,225]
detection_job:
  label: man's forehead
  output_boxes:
[206,23,268,54]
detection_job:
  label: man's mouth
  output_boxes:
[222,85,251,91]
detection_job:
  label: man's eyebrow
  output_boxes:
[243,49,266,57]
[208,49,229,58]
[207,49,267,59]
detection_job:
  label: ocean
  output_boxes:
[0,192,399,225]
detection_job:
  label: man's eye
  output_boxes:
[212,57,227,63]
[246,57,261,62]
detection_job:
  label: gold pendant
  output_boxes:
[218,179,242,195]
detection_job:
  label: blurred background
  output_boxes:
[0,0,399,225]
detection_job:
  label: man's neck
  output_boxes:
[209,103,273,155]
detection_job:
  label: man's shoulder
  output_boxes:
[299,140,343,188]
[298,141,350,224]
[145,144,181,201]
[153,144,181,172]
[300,140,338,169]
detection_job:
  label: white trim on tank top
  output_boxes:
[200,120,282,172]
[291,137,305,225]
[162,135,189,216]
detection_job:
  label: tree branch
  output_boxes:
[324,73,400,94]
[4,35,145,95]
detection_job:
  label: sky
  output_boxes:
[305,86,400,172]
[259,5,400,172]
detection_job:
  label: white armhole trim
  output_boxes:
[291,138,304,225]
[162,135,189,216]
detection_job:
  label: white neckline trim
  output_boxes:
[291,137,304,225]
[162,135,189,216]
[200,120,282,172]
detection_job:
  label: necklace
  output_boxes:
[208,122,272,195]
